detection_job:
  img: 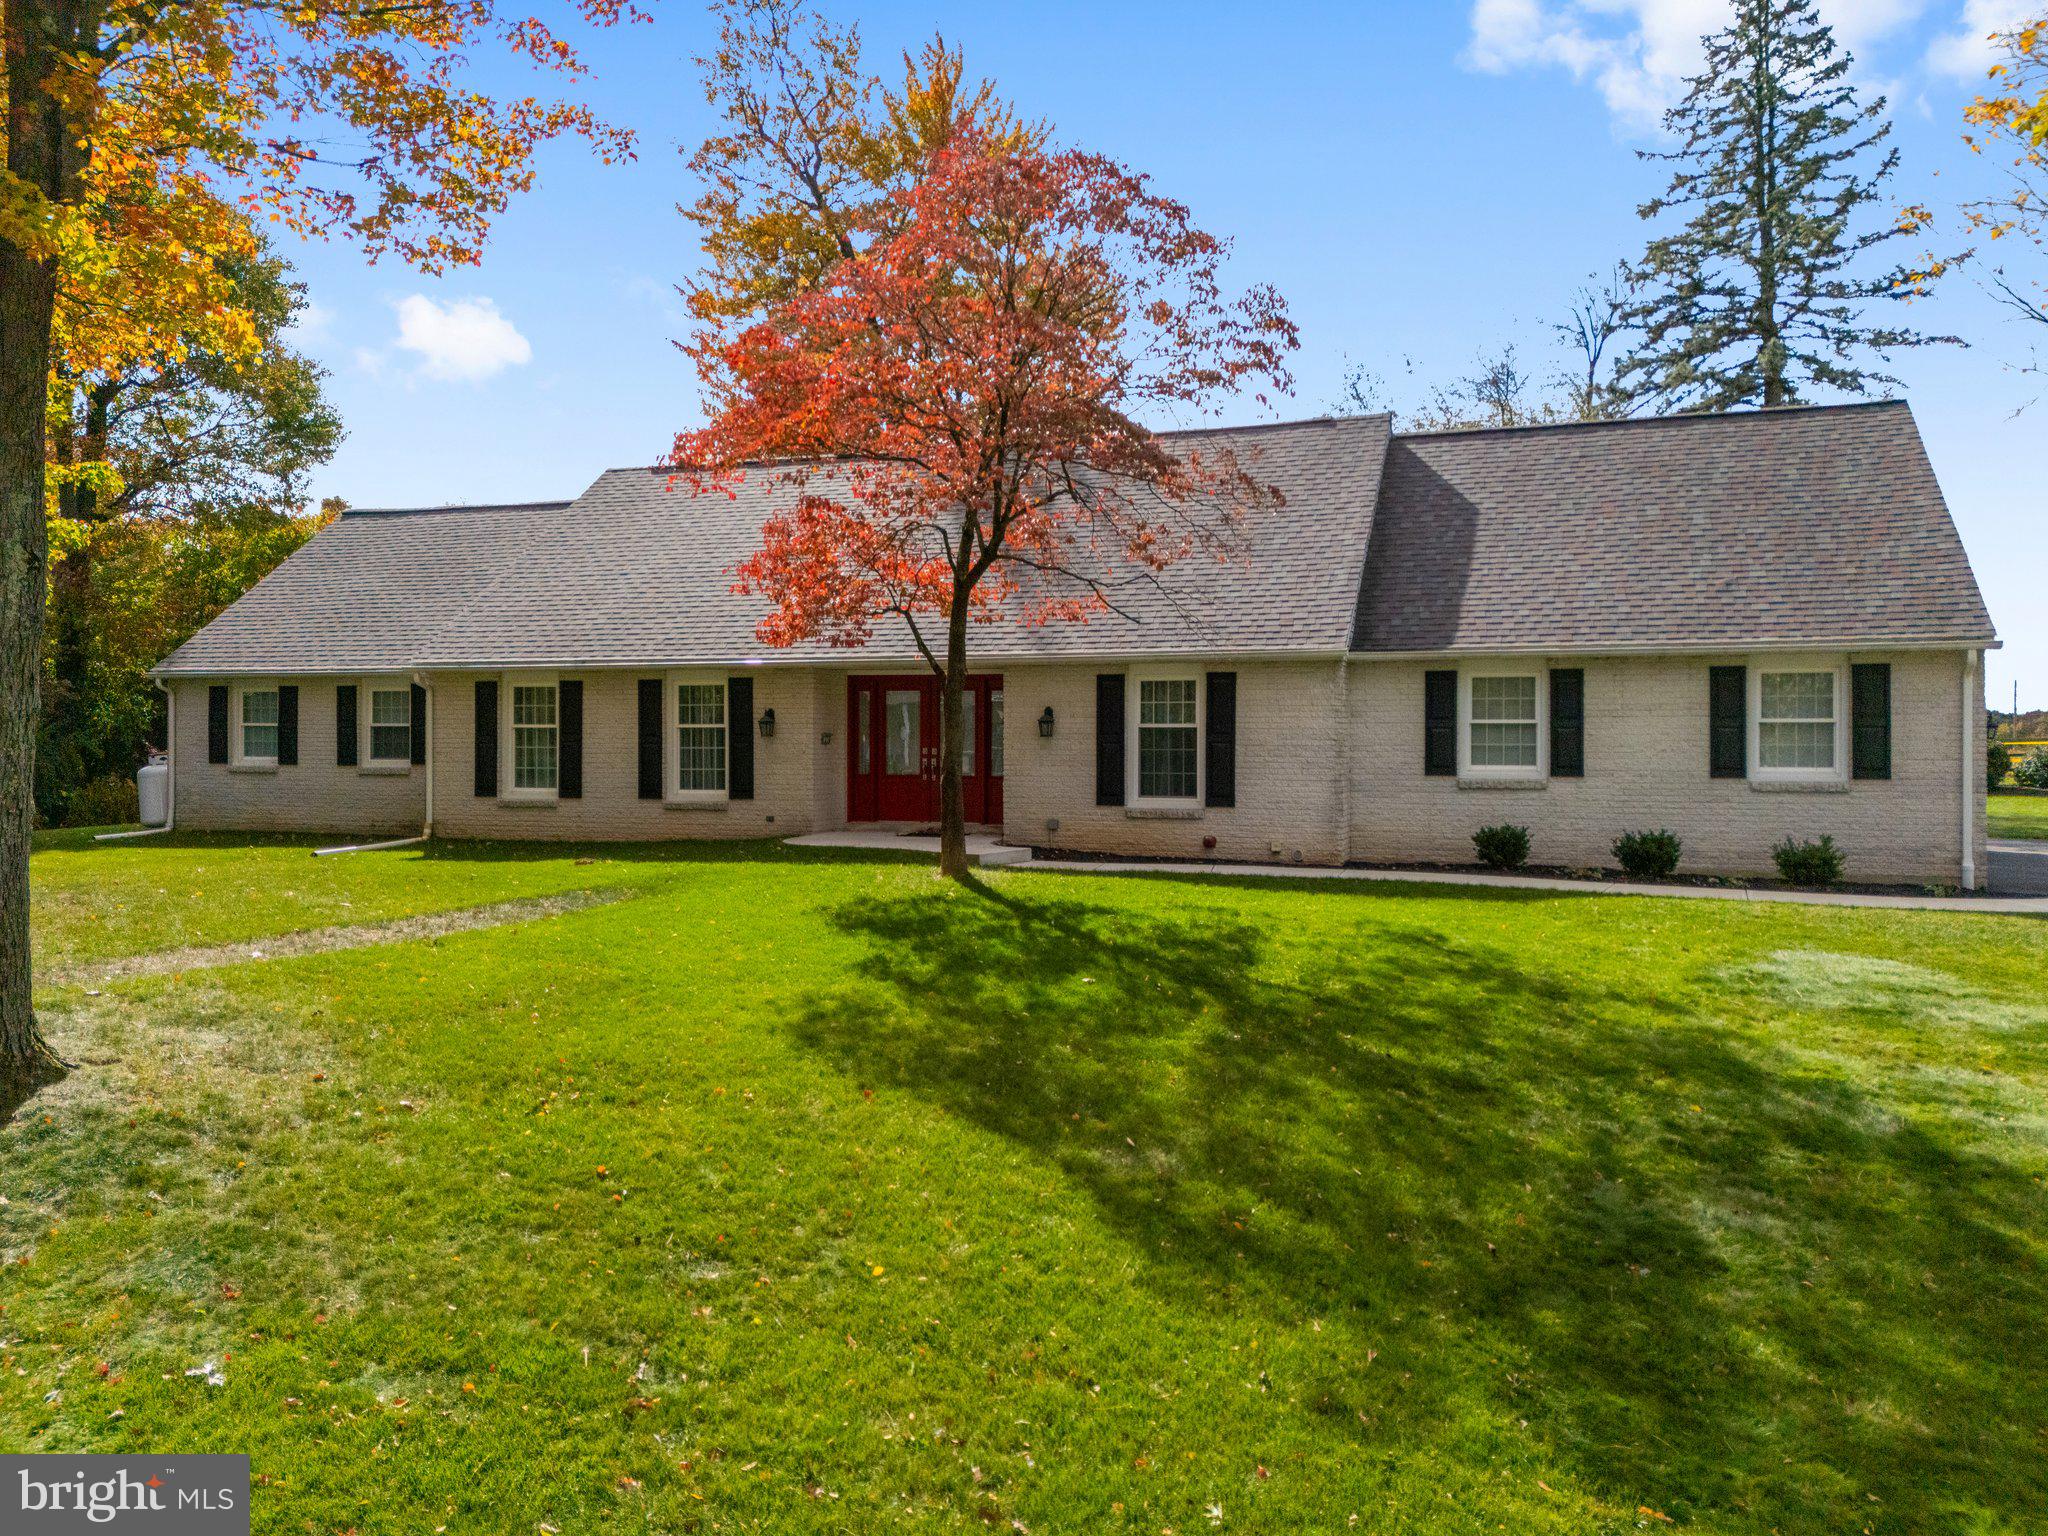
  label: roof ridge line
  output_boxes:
[1390,398,1909,444]
[605,414,1396,475]
[343,499,575,518]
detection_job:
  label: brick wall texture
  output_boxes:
[170,645,1986,885]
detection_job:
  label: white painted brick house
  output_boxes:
[151,401,1997,886]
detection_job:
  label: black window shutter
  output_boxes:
[336,684,359,766]
[1095,673,1126,806]
[637,678,663,800]
[276,685,299,766]
[558,680,584,799]
[1424,670,1457,776]
[1549,668,1585,778]
[208,685,230,763]
[474,679,499,797]
[727,677,755,800]
[1851,662,1892,780]
[1709,665,1747,779]
[410,683,427,765]
[1204,671,1237,808]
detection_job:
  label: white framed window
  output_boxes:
[364,680,412,765]
[234,683,280,766]
[1750,659,1847,783]
[667,671,729,801]
[959,689,977,776]
[1460,668,1546,779]
[990,689,1004,779]
[501,673,559,798]
[1128,669,1202,806]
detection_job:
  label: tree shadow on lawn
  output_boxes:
[790,876,2044,1530]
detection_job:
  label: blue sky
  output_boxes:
[279,0,2045,707]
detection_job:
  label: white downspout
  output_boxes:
[312,674,435,857]
[95,680,176,841]
[415,670,434,838]
[1961,648,1978,892]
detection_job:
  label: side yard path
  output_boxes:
[40,888,624,989]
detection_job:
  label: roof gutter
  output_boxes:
[1345,636,2001,661]
[153,647,1356,679]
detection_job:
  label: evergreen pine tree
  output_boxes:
[1620,0,1950,411]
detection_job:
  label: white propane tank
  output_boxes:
[137,760,169,826]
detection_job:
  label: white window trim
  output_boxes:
[499,670,560,802]
[231,680,281,768]
[360,676,413,769]
[1126,666,1204,809]
[665,669,731,805]
[1459,664,1548,781]
[1748,655,1849,785]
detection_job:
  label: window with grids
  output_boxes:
[1137,678,1198,799]
[368,687,411,762]
[1758,671,1836,770]
[990,690,1004,778]
[240,688,279,762]
[1468,675,1538,768]
[675,682,728,793]
[511,684,558,791]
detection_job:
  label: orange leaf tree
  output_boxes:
[1963,14,2048,357]
[0,0,643,1102]
[675,110,1296,878]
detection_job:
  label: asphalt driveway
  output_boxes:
[1990,839,2048,897]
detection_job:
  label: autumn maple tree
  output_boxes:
[675,1,1295,880]
[1,0,643,1103]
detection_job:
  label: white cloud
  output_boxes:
[390,294,532,383]
[1926,0,2030,80]
[1467,0,1933,130]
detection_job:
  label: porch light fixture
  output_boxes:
[1037,706,1055,738]
[758,708,776,738]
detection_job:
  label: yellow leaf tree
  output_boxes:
[1963,15,2048,355]
[1,0,644,1103]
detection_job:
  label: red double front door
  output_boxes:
[846,674,1004,825]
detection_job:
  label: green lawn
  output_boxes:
[7,836,2047,1534]
[1989,789,2048,841]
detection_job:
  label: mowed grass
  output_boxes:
[1989,789,2048,841]
[7,837,2048,1535]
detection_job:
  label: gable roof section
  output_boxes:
[1350,401,1995,654]
[155,415,1393,675]
[153,502,572,676]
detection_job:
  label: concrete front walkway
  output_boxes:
[787,829,2048,914]
[783,829,1031,867]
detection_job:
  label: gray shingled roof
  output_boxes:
[154,402,1993,677]
[1350,401,1995,653]
[154,501,573,676]
[155,416,1392,674]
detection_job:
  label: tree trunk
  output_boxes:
[1750,8,1786,409]
[2,0,88,1106]
[0,224,64,1109]
[936,592,971,881]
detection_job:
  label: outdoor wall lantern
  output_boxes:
[759,708,776,738]
[1038,706,1056,738]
